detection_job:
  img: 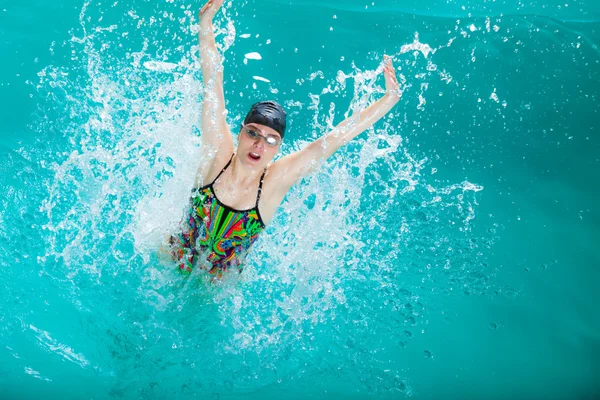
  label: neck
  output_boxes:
[229,154,262,185]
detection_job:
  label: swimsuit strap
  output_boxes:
[256,168,267,208]
[211,153,235,185]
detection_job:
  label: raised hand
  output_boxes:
[383,55,401,100]
[199,0,225,25]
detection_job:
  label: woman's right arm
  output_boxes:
[269,56,401,196]
[195,0,234,186]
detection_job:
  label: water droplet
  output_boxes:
[424,350,433,359]
[489,322,497,330]
[244,52,262,61]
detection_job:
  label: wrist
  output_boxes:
[384,92,401,103]
[199,19,214,33]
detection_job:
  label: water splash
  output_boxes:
[400,33,435,58]
[6,1,499,398]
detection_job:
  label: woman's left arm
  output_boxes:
[271,56,401,192]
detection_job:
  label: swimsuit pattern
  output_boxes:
[170,155,265,277]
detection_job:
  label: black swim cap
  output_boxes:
[242,100,287,138]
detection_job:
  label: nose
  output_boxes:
[252,138,265,151]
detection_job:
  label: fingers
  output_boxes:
[383,63,398,85]
[382,55,399,92]
[383,54,395,74]
[200,0,222,17]
[383,54,393,68]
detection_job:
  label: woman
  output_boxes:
[168,0,401,278]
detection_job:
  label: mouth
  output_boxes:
[247,151,261,162]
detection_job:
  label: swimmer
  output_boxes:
[168,0,401,278]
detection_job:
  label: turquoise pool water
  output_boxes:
[1,0,599,399]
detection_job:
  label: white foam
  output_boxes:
[35,2,490,367]
[143,61,178,72]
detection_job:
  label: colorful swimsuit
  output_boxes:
[170,154,266,277]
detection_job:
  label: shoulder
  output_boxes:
[196,151,233,188]
[270,149,308,179]
[255,162,293,225]
[265,156,301,195]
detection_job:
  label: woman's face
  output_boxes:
[237,123,282,170]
